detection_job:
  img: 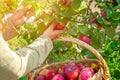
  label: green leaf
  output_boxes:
[78,25,90,35]
[102,18,111,25]
[71,1,87,12]
[81,48,96,59]
[37,22,46,34]
[43,15,54,26]
[113,5,120,10]
[56,16,68,23]
[98,16,103,24]
[60,8,76,18]
[112,20,120,26]
[78,1,87,11]
[110,41,120,50]
[104,5,113,18]
[106,12,112,19]
[19,75,28,80]
[116,0,120,3]
[36,7,43,17]
[111,12,120,20]
[69,28,77,36]
[97,3,104,7]
[105,27,116,38]
[51,3,60,15]
[89,28,104,49]
[114,70,120,79]
[71,0,81,11]
[98,16,111,25]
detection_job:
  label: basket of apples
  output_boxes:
[32,37,111,80]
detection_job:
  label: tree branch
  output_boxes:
[86,3,96,19]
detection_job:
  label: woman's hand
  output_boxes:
[9,5,35,27]
[1,5,35,40]
[43,20,66,41]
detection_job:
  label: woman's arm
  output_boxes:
[0,19,66,80]
[0,31,22,80]
[16,34,53,77]
[0,32,53,80]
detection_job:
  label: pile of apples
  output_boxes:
[35,62,99,80]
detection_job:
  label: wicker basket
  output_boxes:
[31,37,111,80]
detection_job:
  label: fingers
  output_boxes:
[48,20,59,29]
[54,22,67,30]
[54,27,66,35]
[12,10,35,26]
[43,21,66,41]
[51,28,66,41]
[12,17,25,26]
[19,5,32,12]
[10,5,32,20]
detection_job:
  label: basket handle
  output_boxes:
[55,37,111,80]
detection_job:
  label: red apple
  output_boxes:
[62,62,76,74]
[78,67,94,80]
[90,18,98,24]
[79,35,91,44]
[39,68,49,77]
[101,10,106,17]
[52,74,65,80]
[64,0,74,7]
[35,75,45,80]
[63,63,80,80]
[90,18,102,28]
[62,0,67,5]
[46,70,57,80]
[68,62,76,66]
[77,64,85,71]
[54,22,66,30]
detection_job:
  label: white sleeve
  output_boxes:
[0,32,53,80]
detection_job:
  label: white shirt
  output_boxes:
[0,31,53,80]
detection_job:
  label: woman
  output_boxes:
[0,5,66,80]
